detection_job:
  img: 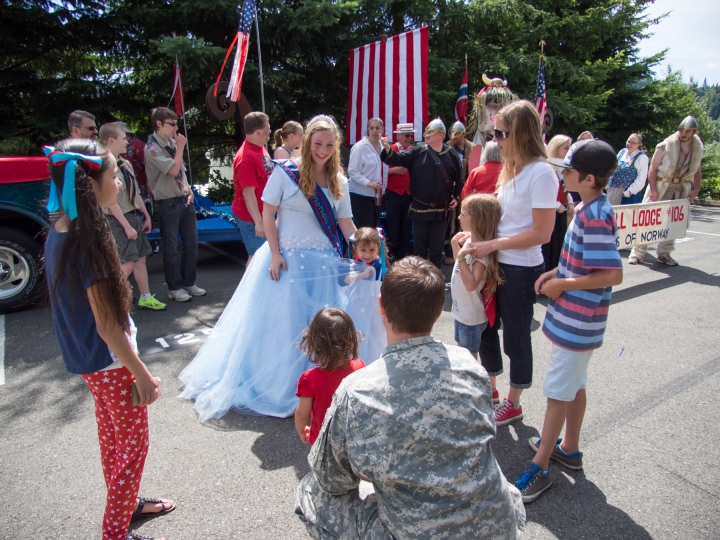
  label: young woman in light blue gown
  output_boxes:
[178,116,385,420]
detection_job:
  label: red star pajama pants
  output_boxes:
[82,366,149,540]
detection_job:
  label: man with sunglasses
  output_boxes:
[68,110,98,140]
[145,107,205,302]
[628,115,704,266]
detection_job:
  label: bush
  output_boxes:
[205,169,234,204]
[699,141,720,200]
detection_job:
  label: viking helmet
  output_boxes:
[450,121,466,137]
[678,115,699,131]
[424,118,446,138]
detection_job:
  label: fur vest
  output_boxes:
[656,133,704,182]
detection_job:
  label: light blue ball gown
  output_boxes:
[178,164,386,420]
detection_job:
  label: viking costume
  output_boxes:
[467,74,518,146]
[448,121,475,179]
[630,116,704,264]
[381,119,463,269]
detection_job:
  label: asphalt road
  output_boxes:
[1,205,719,539]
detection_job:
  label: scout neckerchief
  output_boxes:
[117,159,137,210]
[274,159,343,258]
[148,133,187,194]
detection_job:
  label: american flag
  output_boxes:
[346,27,428,145]
[453,62,468,126]
[214,0,256,102]
[534,55,547,123]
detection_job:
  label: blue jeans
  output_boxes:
[156,196,198,291]
[479,262,544,389]
[454,320,488,355]
[233,212,267,255]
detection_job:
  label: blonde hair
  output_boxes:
[461,194,503,296]
[298,119,344,200]
[546,134,573,159]
[273,121,303,151]
[577,131,594,141]
[495,100,547,190]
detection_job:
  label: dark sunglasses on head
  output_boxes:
[163,121,178,127]
[493,128,510,140]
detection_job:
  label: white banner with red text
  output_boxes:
[612,199,689,249]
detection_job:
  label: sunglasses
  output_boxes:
[163,121,178,127]
[83,125,98,132]
[493,128,510,140]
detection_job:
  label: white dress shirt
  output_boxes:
[348,137,389,197]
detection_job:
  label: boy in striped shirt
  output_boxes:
[514,140,624,503]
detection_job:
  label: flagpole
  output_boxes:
[254,6,266,113]
[176,55,194,184]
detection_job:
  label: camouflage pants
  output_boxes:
[295,473,390,539]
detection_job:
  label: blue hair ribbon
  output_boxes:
[43,145,103,220]
[375,227,387,279]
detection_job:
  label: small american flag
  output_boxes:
[214,0,256,102]
[534,55,547,123]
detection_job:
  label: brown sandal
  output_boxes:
[130,496,176,523]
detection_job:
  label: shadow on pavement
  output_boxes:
[202,411,311,480]
[493,422,652,539]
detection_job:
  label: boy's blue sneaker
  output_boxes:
[515,461,553,503]
[529,437,583,470]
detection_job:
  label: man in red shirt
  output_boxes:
[115,121,150,196]
[232,112,273,266]
[385,123,415,262]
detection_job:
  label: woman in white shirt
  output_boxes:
[606,133,648,206]
[470,100,558,426]
[348,118,388,229]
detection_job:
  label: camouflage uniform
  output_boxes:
[295,335,526,539]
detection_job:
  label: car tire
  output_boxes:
[0,226,43,314]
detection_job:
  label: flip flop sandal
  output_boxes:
[126,533,161,540]
[130,497,176,523]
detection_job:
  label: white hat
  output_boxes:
[393,123,415,134]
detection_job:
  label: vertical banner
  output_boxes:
[346,27,428,145]
[613,199,689,249]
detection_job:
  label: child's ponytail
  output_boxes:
[46,138,131,332]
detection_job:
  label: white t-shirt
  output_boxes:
[451,255,489,326]
[496,160,558,266]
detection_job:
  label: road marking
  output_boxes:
[200,242,247,265]
[674,237,696,243]
[0,315,5,385]
[686,230,720,237]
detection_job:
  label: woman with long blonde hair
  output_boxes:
[179,115,385,420]
[469,100,558,426]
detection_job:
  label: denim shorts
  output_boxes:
[543,344,594,401]
[234,213,267,255]
[454,319,488,355]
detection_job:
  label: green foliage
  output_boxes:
[699,142,720,200]
[205,169,234,204]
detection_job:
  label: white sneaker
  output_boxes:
[185,284,206,297]
[168,289,192,302]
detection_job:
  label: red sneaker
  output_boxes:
[491,389,500,405]
[494,398,523,426]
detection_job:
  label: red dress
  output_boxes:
[296,358,365,444]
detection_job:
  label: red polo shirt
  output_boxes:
[232,141,273,222]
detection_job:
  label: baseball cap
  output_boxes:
[113,121,134,135]
[547,139,617,177]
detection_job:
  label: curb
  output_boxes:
[691,199,720,208]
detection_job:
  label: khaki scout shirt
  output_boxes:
[104,157,140,215]
[144,135,190,200]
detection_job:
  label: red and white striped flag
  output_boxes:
[171,62,184,116]
[346,27,428,145]
[534,55,547,124]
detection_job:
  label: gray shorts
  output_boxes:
[107,212,153,264]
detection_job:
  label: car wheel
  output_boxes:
[0,226,43,314]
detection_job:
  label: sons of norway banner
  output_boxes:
[613,199,689,249]
[346,27,429,145]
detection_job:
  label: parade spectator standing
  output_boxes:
[629,116,704,266]
[232,112,274,267]
[115,121,150,196]
[144,107,205,302]
[99,123,166,311]
[348,118,388,229]
[577,131,594,141]
[273,121,303,159]
[606,133,648,206]
[380,119,462,269]
[542,134,574,269]
[68,110,98,140]
[462,141,502,198]
[448,121,475,180]
[469,101,557,425]
[294,256,525,539]
[514,139,622,503]
[385,123,414,261]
